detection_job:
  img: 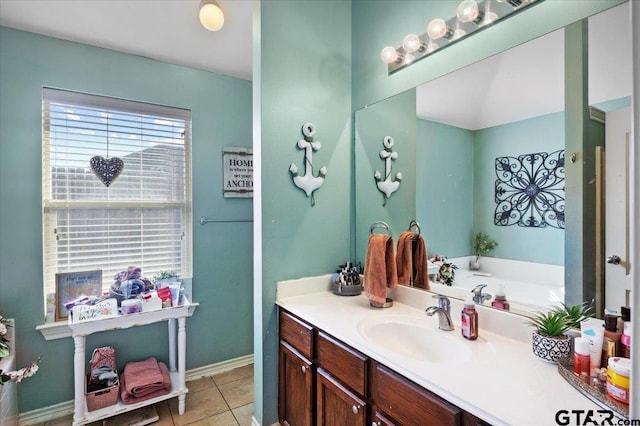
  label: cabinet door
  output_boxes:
[372,410,396,426]
[316,368,366,426]
[279,341,314,426]
[317,331,367,396]
[371,363,461,426]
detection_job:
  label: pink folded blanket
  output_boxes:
[120,360,171,404]
[123,357,171,397]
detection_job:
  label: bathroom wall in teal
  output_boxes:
[354,89,417,267]
[405,112,565,265]
[473,112,565,265]
[0,26,253,412]
[255,0,352,424]
[416,119,474,258]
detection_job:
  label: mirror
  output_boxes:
[355,3,632,316]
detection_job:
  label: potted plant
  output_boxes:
[526,309,572,363]
[557,301,593,335]
[470,232,498,270]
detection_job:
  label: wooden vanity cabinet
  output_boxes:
[278,308,492,426]
[316,331,368,426]
[279,311,315,426]
[371,362,462,426]
[316,368,367,426]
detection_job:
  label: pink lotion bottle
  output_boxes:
[491,284,510,311]
[461,295,478,340]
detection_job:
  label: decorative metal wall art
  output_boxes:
[494,150,565,229]
[374,136,402,206]
[289,122,327,206]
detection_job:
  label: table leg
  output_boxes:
[168,318,177,372]
[73,335,86,424]
[178,316,186,415]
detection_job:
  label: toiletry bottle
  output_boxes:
[621,322,631,359]
[491,284,509,311]
[574,337,591,379]
[603,314,622,358]
[461,295,478,340]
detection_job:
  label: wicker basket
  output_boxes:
[86,373,119,412]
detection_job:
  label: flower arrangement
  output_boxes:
[430,254,458,286]
[1,315,41,385]
[472,232,498,258]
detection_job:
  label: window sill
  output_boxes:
[36,302,199,341]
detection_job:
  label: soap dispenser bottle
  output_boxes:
[461,295,478,340]
[491,284,510,311]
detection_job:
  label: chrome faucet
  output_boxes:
[471,284,491,304]
[425,295,454,331]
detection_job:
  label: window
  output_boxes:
[42,88,192,310]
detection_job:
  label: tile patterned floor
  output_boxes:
[39,364,254,426]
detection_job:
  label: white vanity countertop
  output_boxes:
[276,277,604,426]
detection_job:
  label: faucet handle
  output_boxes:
[431,294,450,311]
[471,284,490,304]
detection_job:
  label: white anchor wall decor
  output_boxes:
[289,122,327,206]
[374,136,402,205]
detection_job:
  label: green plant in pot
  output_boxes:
[557,301,593,331]
[526,310,572,363]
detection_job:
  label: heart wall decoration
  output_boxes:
[90,155,124,187]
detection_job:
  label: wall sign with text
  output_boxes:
[223,147,253,198]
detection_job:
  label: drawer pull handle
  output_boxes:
[372,422,381,426]
[301,365,307,373]
[352,405,361,414]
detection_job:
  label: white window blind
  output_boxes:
[42,88,192,306]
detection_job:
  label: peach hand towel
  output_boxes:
[411,233,430,290]
[396,231,430,290]
[396,231,413,285]
[364,234,398,306]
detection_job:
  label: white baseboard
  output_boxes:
[18,354,254,425]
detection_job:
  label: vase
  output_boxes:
[531,330,571,363]
[469,256,480,270]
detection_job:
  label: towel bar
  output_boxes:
[369,221,391,235]
[200,217,253,225]
[408,220,421,235]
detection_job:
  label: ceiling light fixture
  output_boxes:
[199,0,225,32]
[380,0,544,74]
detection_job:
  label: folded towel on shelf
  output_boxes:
[396,231,430,290]
[120,360,171,404]
[364,233,398,306]
[123,357,171,397]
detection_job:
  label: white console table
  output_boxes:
[68,303,193,425]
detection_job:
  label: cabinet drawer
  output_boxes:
[279,310,314,359]
[316,332,367,396]
[371,363,461,426]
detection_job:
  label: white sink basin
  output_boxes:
[357,315,495,364]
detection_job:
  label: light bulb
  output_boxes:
[199,1,224,31]
[481,11,498,26]
[403,52,416,65]
[402,34,422,54]
[425,42,439,54]
[457,0,479,23]
[426,18,452,40]
[452,28,466,40]
[380,46,399,64]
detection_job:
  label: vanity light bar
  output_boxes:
[381,0,544,74]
